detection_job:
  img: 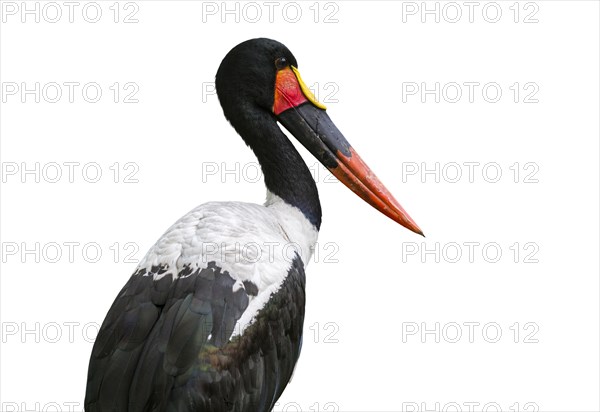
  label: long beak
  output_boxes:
[273,66,423,236]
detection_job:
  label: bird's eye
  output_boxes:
[275,57,288,70]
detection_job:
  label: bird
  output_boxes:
[84,37,423,412]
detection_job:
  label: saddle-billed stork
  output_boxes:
[84,38,422,412]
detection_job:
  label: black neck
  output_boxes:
[230,108,322,230]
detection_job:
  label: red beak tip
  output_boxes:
[409,226,425,237]
[403,220,424,237]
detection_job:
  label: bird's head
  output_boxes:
[216,38,423,236]
[216,38,298,115]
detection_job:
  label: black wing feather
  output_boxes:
[85,257,306,412]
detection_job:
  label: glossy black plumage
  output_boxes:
[216,38,322,229]
[85,257,306,411]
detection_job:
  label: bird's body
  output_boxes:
[85,38,421,412]
[86,195,316,411]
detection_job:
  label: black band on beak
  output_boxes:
[276,103,423,236]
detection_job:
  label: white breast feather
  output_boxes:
[136,192,318,336]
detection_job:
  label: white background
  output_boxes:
[1,1,599,411]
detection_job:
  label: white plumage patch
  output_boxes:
[135,191,318,336]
